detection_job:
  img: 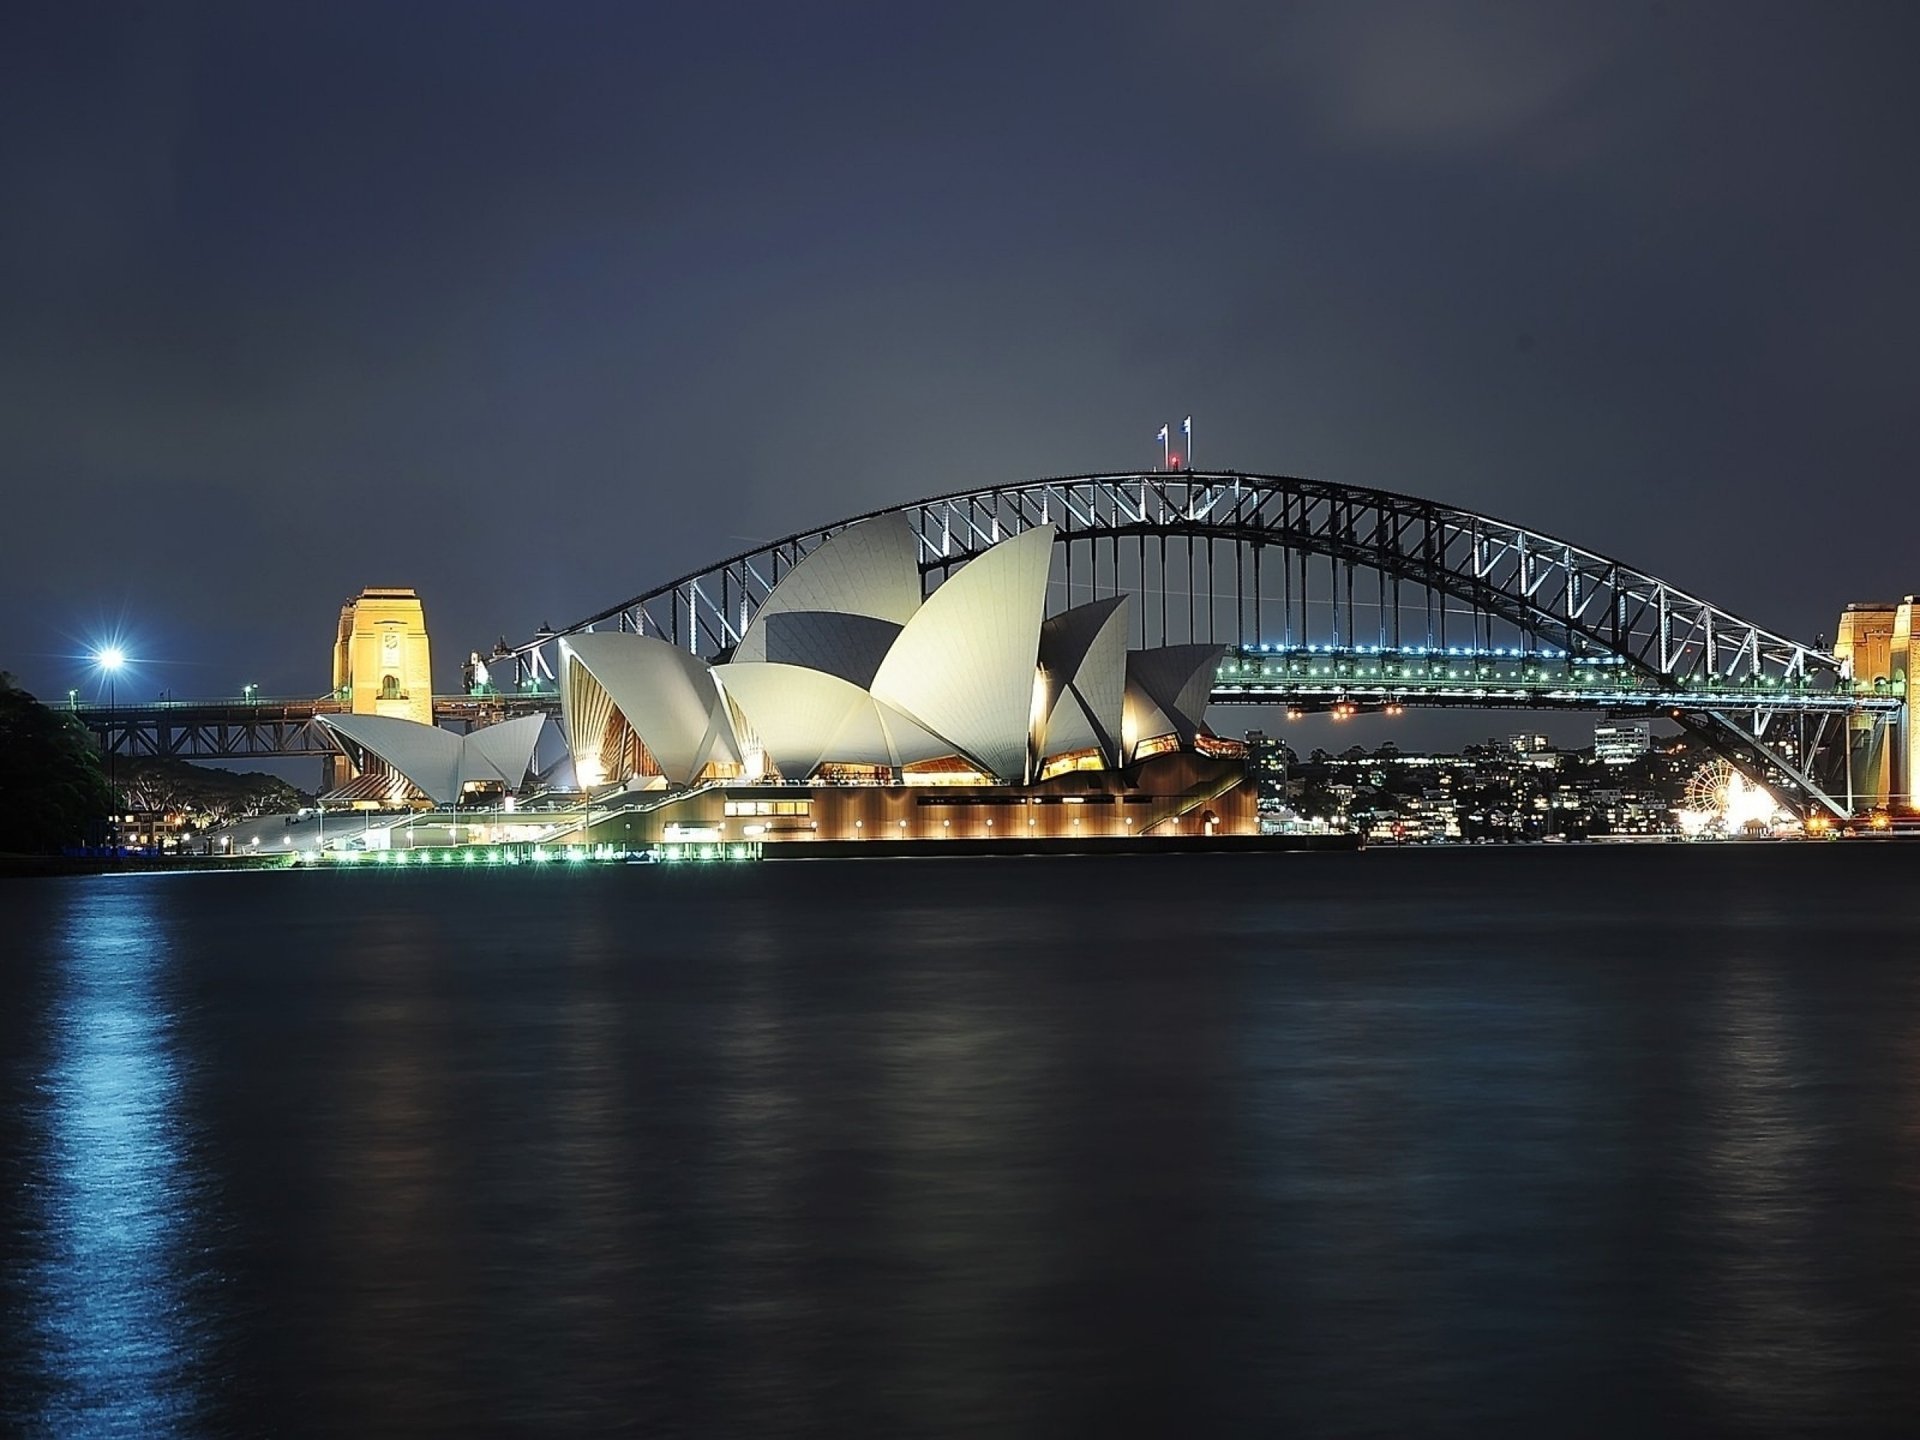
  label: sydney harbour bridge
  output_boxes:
[73,470,1905,822]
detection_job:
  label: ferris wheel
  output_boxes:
[1682,758,1781,834]
[1683,760,1737,817]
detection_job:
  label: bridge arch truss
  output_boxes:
[501,471,1887,819]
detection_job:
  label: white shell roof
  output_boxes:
[734,513,922,684]
[714,661,950,778]
[1037,596,1128,766]
[561,633,742,786]
[1123,644,1224,758]
[547,521,1225,788]
[870,524,1055,782]
[459,713,549,791]
[742,611,904,689]
[318,712,549,806]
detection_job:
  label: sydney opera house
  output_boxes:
[323,516,1253,846]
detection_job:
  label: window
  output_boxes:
[724,799,811,817]
[380,674,401,700]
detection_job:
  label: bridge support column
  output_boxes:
[1847,711,1892,815]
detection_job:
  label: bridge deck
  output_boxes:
[67,645,1897,763]
[1210,646,1901,714]
[70,694,559,759]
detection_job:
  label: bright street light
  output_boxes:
[92,646,128,852]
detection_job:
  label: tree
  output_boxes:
[118,753,310,823]
[0,673,116,853]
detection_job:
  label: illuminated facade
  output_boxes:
[1835,599,1917,811]
[333,588,433,721]
[1836,603,1898,809]
[1243,730,1293,814]
[1836,604,1897,691]
[1593,720,1651,765]
[580,751,1252,847]
[1820,606,1896,814]
[328,587,434,789]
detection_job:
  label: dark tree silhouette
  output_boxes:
[0,673,115,852]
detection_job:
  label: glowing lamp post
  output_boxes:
[95,647,125,848]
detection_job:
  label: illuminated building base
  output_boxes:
[577,752,1255,848]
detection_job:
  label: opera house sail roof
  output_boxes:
[1037,596,1129,768]
[318,712,548,806]
[712,663,946,779]
[561,633,741,788]
[1124,643,1226,760]
[551,516,1224,791]
[866,523,1054,782]
[730,511,922,686]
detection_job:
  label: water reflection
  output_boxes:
[6,850,1919,1434]
[1230,896,1616,1431]
[1689,956,1845,1428]
[28,880,209,1436]
[316,909,466,1434]
[864,903,1063,1435]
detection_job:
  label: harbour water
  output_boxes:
[4,847,1918,1436]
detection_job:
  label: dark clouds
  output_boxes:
[4,1,1917,703]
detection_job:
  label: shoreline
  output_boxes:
[13,831,1913,878]
[3,834,1365,878]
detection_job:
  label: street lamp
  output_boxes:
[244,683,257,704]
[95,647,125,850]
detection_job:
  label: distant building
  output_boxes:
[1510,732,1551,755]
[1245,730,1295,812]
[1594,720,1652,765]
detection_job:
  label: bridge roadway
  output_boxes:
[67,645,1896,762]
[1208,644,1904,716]
[70,693,561,760]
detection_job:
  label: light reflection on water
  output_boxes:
[1691,956,1849,1428]
[4,848,1920,1436]
[26,881,210,1437]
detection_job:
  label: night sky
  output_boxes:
[6,2,1918,732]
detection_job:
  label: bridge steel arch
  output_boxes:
[498,471,1883,819]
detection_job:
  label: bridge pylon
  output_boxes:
[327,587,434,789]
[1835,598,1920,814]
